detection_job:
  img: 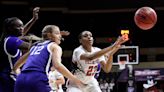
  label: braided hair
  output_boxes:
[0,17,21,43]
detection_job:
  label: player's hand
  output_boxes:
[60,31,70,36]
[121,35,129,44]
[28,34,42,41]
[33,7,40,20]
[114,35,129,46]
[73,78,87,88]
[12,68,21,75]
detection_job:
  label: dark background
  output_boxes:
[1,0,164,91]
[1,0,164,66]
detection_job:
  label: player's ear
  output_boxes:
[79,39,82,44]
[47,33,52,39]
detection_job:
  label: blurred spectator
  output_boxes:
[143,76,159,92]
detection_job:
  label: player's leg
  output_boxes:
[87,85,102,92]
[85,78,102,92]
[15,71,51,92]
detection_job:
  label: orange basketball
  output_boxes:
[134,6,157,30]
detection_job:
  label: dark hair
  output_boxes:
[3,17,20,34]
[78,32,83,40]
[78,30,91,40]
[0,17,20,42]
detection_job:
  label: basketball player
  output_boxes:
[66,30,128,92]
[48,66,65,92]
[14,25,84,92]
[0,7,40,92]
[94,63,101,79]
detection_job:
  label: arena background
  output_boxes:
[1,0,164,91]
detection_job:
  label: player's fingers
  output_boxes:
[33,7,40,12]
[60,31,70,36]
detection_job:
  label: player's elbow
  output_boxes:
[103,68,112,73]
[106,70,110,73]
[54,61,63,70]
[104,70,110,73]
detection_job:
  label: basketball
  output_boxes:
[134,6,157,30]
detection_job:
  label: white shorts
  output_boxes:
[66,78,101,92]
[66,86,82,92]
[66,84,101,92]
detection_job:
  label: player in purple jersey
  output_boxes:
[94,63,101,79]
[0,7,40,92]
[14,25,85,92]
[94,53,116,79]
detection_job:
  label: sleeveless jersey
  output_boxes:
[21,40,53,75]
[0,36,23,74]
[72,45,105,84]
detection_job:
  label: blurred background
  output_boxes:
[1,0,164,91]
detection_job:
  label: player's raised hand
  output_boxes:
[33,7,40,20]
[60,31,70,36]
[114,35,129,46]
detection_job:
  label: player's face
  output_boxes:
[51,27,62,44]
[10,19,24,36]
[80,31,94,46]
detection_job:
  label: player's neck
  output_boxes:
[82,45,92,52]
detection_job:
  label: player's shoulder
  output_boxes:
[93,46,101,51]
[73,45,82,51]
[48,42,62,51]
[6,36,20,42]
[8,36,19,39]
[50,42,60,47]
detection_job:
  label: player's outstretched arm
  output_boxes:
[60,31,70,36]
[23,7,40,36]
[101,45,121,73]
[51,43,85,88]
[13,51,30,75]
[81,35,128,61]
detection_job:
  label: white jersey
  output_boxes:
[48,70,64,92]
[72,45,105,84]
[67,45,105,92]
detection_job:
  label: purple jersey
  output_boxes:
[15,40,53,92]
[94,63,101,79]
[0,36,23,92]
[1,36,23,73]
[22,40,52,74]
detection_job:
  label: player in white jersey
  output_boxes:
[66,30,129,92]
[48,66,65,92]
